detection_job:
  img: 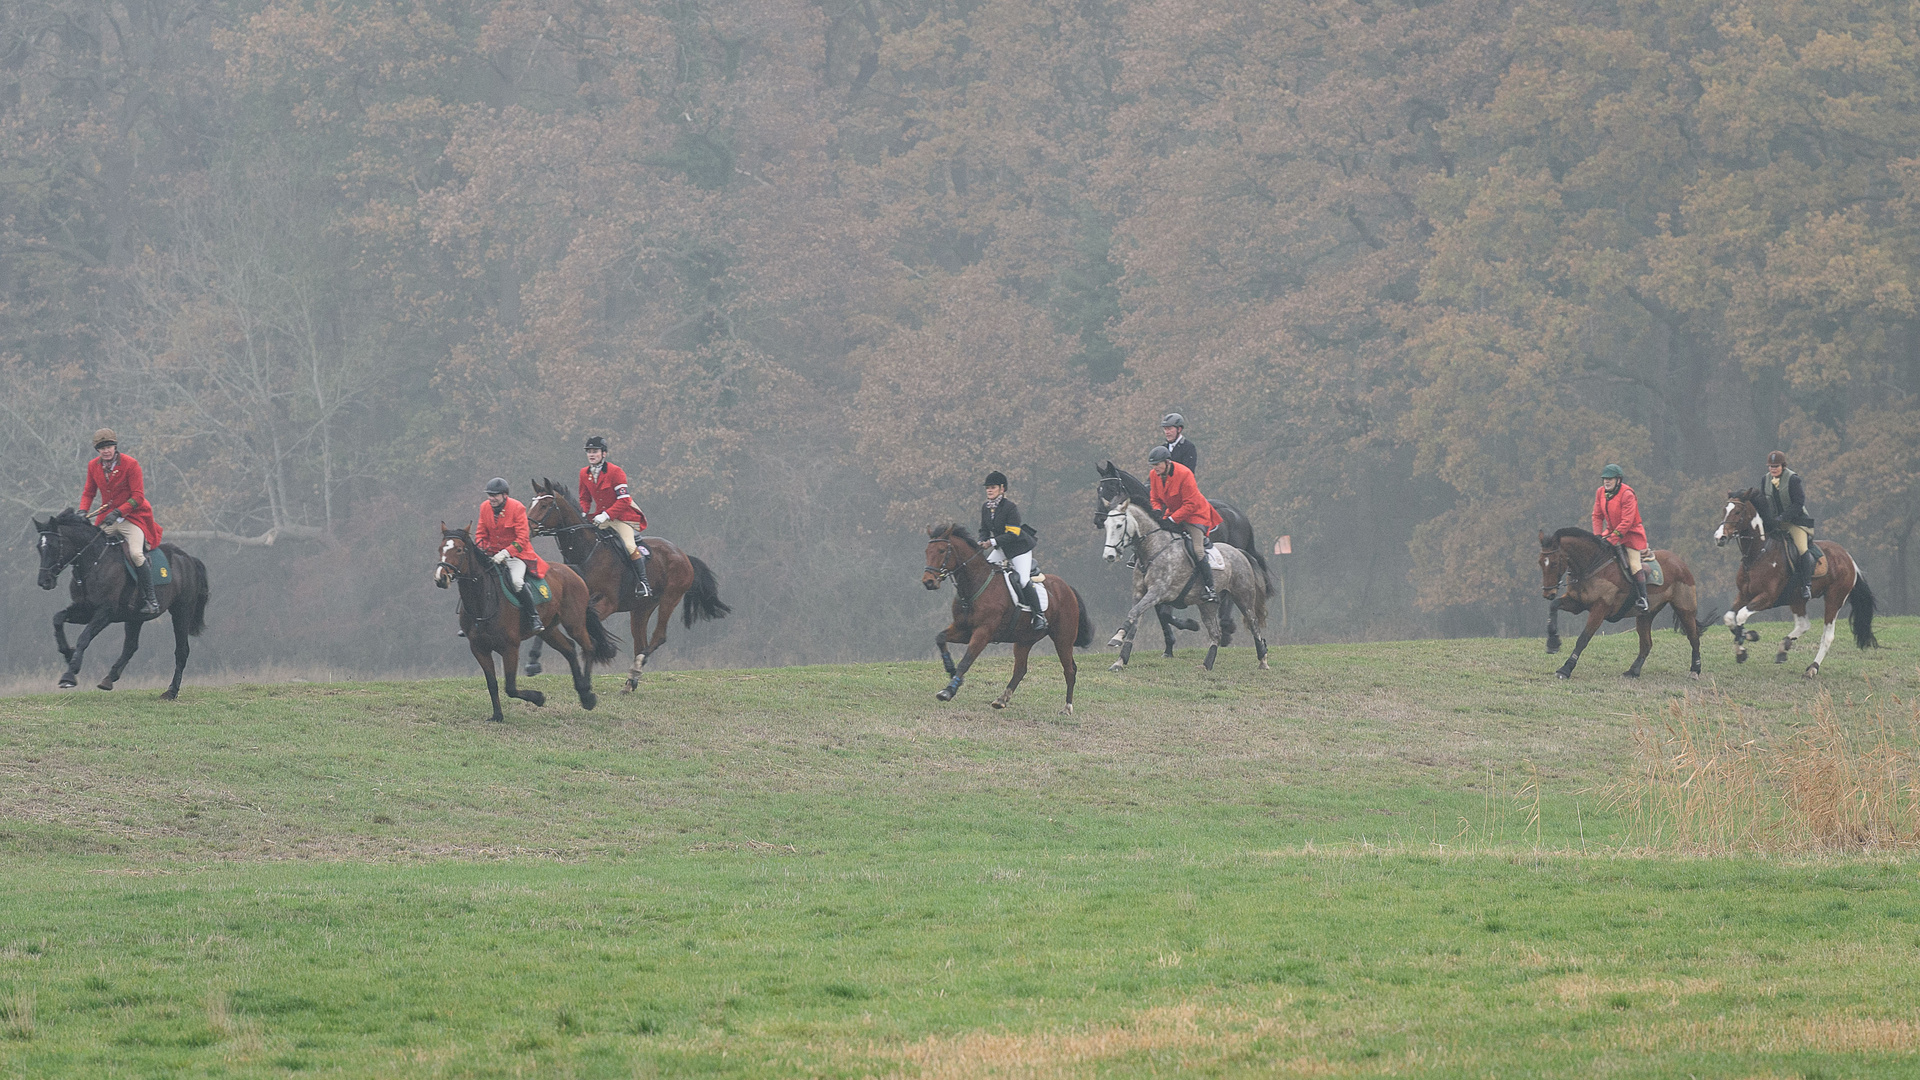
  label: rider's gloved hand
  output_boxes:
[593,512,610,524]
[492,548,510,564]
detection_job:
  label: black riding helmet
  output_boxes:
[1146,445,1173,465]
[984,471,1008,488]
[485,477,510,495]
[584,435,609,452]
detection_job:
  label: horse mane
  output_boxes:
[1729,487,1781,533]
[1548,526,1601,546]
[52,508,96,529]
[929,523,978,544]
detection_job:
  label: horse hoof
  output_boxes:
[1555,671,1571,681]
[160,689,178,700]
[525,691,547,707]
[1774,653,1788,664]
[1259,660,1270,671]
[97,680,114,691]
[1546,643,1561,655]
[57,678,76,689]
[1162,649,1174,658]
[1622,670,1640,679]
[936,689,955,702]
[524,664,542,677]
[1804,663,1820,679]
[1690,670,1701,679]
[1735,651,1748,664]
[991,700,1007,710]
[1059,704,1074,715]
[1745,630,1761,642]
[486,715,506,724]
[1107,661,1124,672]
[580,692,598,711]
[1106,639,1123,650]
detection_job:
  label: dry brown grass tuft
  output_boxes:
[1608,691,1920,853]
[1621,1014,1920,1053]
[2,988,34,1040]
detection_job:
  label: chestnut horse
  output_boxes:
[923,524,1094,713]
[1539,528,1703,680]
[434,523,617,722]
[523,479,729,691]
[1713,490,1877,676]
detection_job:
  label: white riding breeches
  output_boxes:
[986,546,1033,586]
[102,518,148,566]
[503,557,526,590]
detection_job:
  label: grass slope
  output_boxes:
[1,620,1917,1077]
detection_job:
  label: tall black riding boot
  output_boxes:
[1021,583,1048,634]
[1632,570,1650,612]
[1800,550,1815,599]
[519,586,545,633]
[137,566,161,615]
[632,553,653,599]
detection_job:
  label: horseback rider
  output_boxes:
[1160,413,1198,474]
[476,478,547,633]
[1762,450,1817,600]
[78,428,162,615]
[980,471,1046,633]
[1591,464,1651,613]
[578,435,652,599]
[1147,444,1221,603]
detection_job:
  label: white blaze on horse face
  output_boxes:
[1101,508,1128,560]
[1751,514,1763,535]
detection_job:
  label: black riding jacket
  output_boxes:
[1164,435,1198,475]
[980,497,1036,557]
[1762,469,1816,529]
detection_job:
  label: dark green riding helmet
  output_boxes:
[1600,464,1625,480]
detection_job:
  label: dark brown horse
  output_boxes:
[923,524,1094,714]
[522,479,729,691]
[1713,490,1877,676]
[35,509,209,697]
[434,523,617,722]
[1539,528,1703,680]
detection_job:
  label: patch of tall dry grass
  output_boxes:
[1610,691,1920,853]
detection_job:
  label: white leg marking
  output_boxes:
[1722,610,1737,627]
[1813,622,1837,666]
[1789,614,1811,641]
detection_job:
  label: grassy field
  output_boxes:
[2,618,1918,1077]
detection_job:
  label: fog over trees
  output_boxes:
[5,0,1919,677]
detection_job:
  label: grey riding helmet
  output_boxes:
[1160,412,1184,429]
[485,477,510,495]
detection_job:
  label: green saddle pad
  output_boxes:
[1643,555,1664,588]
[125,547,172,587]
[497,569,551,609]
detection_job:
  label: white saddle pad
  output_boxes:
[1001,573,1049,612]
[1206,545,1226,570]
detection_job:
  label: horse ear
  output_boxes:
[1539,529,1549,546]
[439,520,448,533]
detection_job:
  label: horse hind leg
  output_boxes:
[1805,610,1839,678]
[1723,606,1758,663]
[523,636,543,677]
[1776,613,1811,663]
[993,642,1033,710]
[546,625,594,710]
[501,642,546,709]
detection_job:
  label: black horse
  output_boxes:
[34,509,209,697]
[1093,462,1268,654]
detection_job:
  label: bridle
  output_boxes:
[526,492,593,538]
[1543,538,1610,598]
[436,531,484,584]
[41,522,108,583]
[923,536,987,584]
[1101,502,1141,561]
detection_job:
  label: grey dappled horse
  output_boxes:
[1099,497,1270,672]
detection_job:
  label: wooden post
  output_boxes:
[1274,536,1292,633]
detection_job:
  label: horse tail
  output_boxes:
[1249,557,1270,629]
[1072,587,1095,648]
[183,554,210,636]
[584,608,620,663]
[1850,573,1879,649]
[682,556,731,628]
[1249,547,1275,597]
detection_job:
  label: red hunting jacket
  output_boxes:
[1591,483,1649,550]
[80,452,163,548]
[578,463,647,527]
[476,497,550,579]
[1150,462,1222,532]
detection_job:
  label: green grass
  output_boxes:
[2,619,1918,1076]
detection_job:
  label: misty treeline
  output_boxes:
[3,0,1919,676]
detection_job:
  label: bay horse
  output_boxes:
[1538,528,1703,680]
[1093,462,1267,651]
[34,509,209,697]
[434,523,617,723]
[1713,490,1877,676]
[923,524,1094,713]
[1099,497,1271,672]
[523,478,729,691]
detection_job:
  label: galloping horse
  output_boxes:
[434,523,617,722]
[923,524,1093,713]
[1713,491,1877,676]
[1093,462,1267,650]
[34,509,209,697]
[523,479,729,691]
[1099,497,1270,672]
[1539,528,1703,680]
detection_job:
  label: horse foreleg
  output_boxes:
[501,641,545,709]
[543,624,593,710]
[623,609,649,692]
[1776,612,1812,663]
[1624,614,1653,678]
[1555,610,1605,680]
[98,619,145,690]
[936,627,993,702]
[1723,603,1761,663]
[523,635,544,677]
[471,641,506,723]
[1054,618,1079,714]
[1805,603,1840,678]
[1155,603,1177,657]
[59,613,113,689]
[1546,600,1562,653]
[1197,599,1223,671]
[53,608,78,664]
[1677,606,1703,678]
[993,641,1033,710]
[935,626,961,676]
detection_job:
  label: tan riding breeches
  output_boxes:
[1182,522,1209,561]
[1624,547,1644,576]
[1783,523,1811,556]
[102,519,148,565]
[598,519,639,558]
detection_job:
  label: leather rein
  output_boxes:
[925,538,995,608]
